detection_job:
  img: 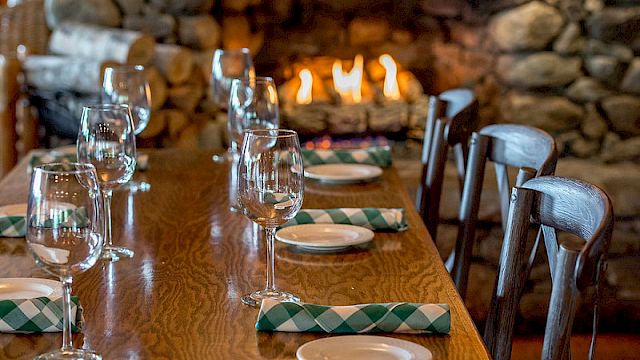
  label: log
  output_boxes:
[145,67,169,111]
[222,15,251,49]
[168,83,204,113]
[221,15,264,54]
[149,0,214,15]
[221,0,254,12]
[45,0,122,29]
[166,109,190,139]
[366,100,408,132]
[49,22,156,65]
[138,109,167,139]
[192,50,214,86]
[178,15,221,50]
[122,13,176,39]
[114,0,144,15]
[152,44,194,85]
[22,55,109,93]
[175,123,200,149]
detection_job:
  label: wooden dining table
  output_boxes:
[0,148,489,359]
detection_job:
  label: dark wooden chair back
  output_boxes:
[416,88,479,240]
[450,124,557,298]
[484,176,613,360]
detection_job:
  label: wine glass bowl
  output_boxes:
[228,76,280,155]
[210,48,255,111]
[102,65,151,135]
[227,76,280,212]
[77,104,137,261]
[237,129,304,307]
[210,48,255,163]
[26,163,103,360]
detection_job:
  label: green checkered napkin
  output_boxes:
[301,146,392,167]
[256,299,450,334]
[281,208,408,231]
[0,296,83,333]
[0,216,26,237]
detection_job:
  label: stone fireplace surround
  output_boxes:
[28,0,640,335]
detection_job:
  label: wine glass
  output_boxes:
[26,163,103,360]
[228,76,280,212]
[237,129,304,307]
[77,104,137,262]
[102,64,151,192]
[210,48,255,162]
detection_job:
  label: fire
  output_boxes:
[296,69,313,104]
[332,54,363,104]
[379,54,401,100]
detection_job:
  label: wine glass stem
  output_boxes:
[102,189,113,249]
[264,226,277,292]
[60,276,74,352]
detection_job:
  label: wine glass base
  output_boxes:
[241,289,300,308]
[34,349,102,360]
[101,246,135,262]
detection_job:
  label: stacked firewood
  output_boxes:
[22,0,263,149]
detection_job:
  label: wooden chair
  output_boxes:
[416,88,479,241]
[449,124,557,299]
[484,176,613,360]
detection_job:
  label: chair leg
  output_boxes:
[543,243,580,360]
[451,133,489,299]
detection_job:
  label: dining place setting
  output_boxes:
[0,47,490,360]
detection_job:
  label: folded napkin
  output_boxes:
[301,146,392,168]
[0,216,26,237]
[256,299,450,334]
[281,208,408,231]
[0,296,83,333]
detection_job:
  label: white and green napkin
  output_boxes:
[0,296,83,333]
[256,299,450,334]
[0,204,27,237]
[301,146,392,167]
[281,208,407,231]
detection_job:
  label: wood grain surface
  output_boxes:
[0,149,489,359]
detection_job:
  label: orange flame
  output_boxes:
[379,54,401,100]
[332,54,363,104]
[296,69,313,104]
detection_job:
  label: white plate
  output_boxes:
[0,203,27,217]
[276,224,374,252]
[296,335,432,360]
[304,164,383,184]
[0,278,62,300]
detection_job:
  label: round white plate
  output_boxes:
[296,335,432,360]
[0,278,62,300]
[304,164,383,184]
[276,224,374,252]
[0,203,27,217]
